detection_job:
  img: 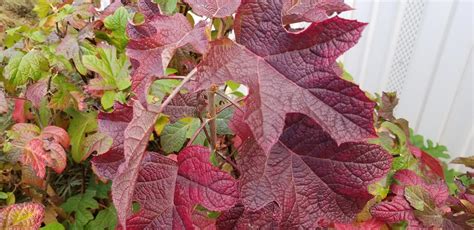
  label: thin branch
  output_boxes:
[215,151,240,174]
[208,85,218,153]
[215,90,243,112]
[217,97,245,114]
[198,116,211,141]
[160,76,187,80]
[150,68,197,114]
[187,118,212,147]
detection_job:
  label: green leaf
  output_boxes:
[216,107,234,135]
[85,207,117,230]
[86,178,111,200]
[30,31,47,43]
[34,0,53,18]
[61,191,99,227]
[104,7,130,50]
[41,221,65,230]
[154,0,178,14]
[82,45,131,90]
[381,121,407,147]
[0,192,8,199]
[165,68,178,76]
[161,117,204,153]
[150,79,181,99]
[66,109,98,163]
[4,51,49,86]
[37,98,52,128]
[6,192,15,205]
[100,91,116,110]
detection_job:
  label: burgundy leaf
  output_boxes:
[91,103,132,181]
[233,113,391,228]
[112,101,159,227]
[126,13,209,104]
[282,0,352,24]
[125,146,238,229]
[163,92,201,122]
[184,0,241,18]
[193,0,375,153]
[25,80,48,108]
[137,0,161,18]
[371,196,423,228]
[192,209,216,230]
[334,218,385,230]
[216,202,281,230]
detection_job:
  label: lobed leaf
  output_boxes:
[125,146,238,229]
[194,0,376,153]
[126,12,209,104]
[232,112,391,227]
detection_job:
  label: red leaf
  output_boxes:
[0,202,44,229]
[371,196,422,228]
[137,0,161,18]
[192,209,216,230]
[193,0,375,153]
[25,80,48,108]
[126,13,209,104]
[22,138,49,179]
[282,0,352,24]
[125,147,238,229]
[13,99,28,123]
[233,113,391,228]
[391,169,448,206]
[409,144,445,179]
[334,218,385,230]
[163,92,202,122]
[216,202,281,229]
[184,0,241,18]
[42,126,71,148]
[91,103,132,181]
[111,101,159,227]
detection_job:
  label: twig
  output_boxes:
[150,68,197,114]
[208,85,218,153]
[215,151,240,174]
[217,97,245,113]
[187,118,212,147]
[160,76,187,80]
[198,116,211,141]
[215,90,243,112]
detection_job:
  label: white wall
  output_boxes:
[340,0,473,165]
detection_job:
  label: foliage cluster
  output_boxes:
[0,0,472,229]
